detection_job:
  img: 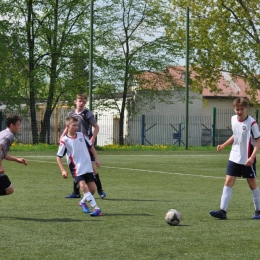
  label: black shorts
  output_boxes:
[75,172,96,184]
[0,174,12,190]
[226,160,257,179]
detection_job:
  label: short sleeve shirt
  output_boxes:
[229,115,260,164]
[0,129,14,160]
[68,108,96,138]
[57,132,93,177]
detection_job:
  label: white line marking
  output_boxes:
[24,159,239,181]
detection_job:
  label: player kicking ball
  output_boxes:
[57,116,102,217]
[210,97,260,220]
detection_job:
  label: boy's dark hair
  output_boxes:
[233,97,249,108]
[6,115,21,127]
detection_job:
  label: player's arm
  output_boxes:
[4,154,27,165]
[56,156,68,179]
[217,135,234,152]
[60,127,68,141]
[245,137,260,166]
[89,145,100,168]
[90,122,99,144]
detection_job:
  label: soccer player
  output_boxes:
[57,116,102,216]
[210,97,260,220]
[61,93,106,199]
[0,115,27,196]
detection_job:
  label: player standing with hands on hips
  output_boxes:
[0,116,27,196]
[61,93,106,199]
[210,97,260,220]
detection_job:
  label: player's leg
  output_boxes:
[90,149,106,199]
[245,164,260,219]
[0,175,14,196]
[210,161,237,219]
[65,179,81,199]
[77,174,102,216]
[77,179,91,213]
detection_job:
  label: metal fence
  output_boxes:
[0,108,259,147]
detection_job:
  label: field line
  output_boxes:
[24,159,234,180]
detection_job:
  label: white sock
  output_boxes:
[83,192,98,209]
[220,186,232,211]
[252,187,260,211]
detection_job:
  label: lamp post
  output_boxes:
[185,6,190,150]
[88,0,94,111]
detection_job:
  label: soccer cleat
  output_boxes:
[209,209,227,219]
[98,190,106,199]
[90,209,102,217]
[65,193,80,199]
[253,210,260,219]
[79,202,91,213]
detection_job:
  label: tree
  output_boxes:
[157,0,260,103]
[0,0,91,143]
[93,0,183,145]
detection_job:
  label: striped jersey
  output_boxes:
[229,115,260,164]
[57,132,93,177]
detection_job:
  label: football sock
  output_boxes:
[220,186,232,211]
[95,173,103,192]
[0,189,6,195]
[73,181,80,195]
[252,187,260,211]
[83,192,98,208]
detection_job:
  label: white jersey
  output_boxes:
[57,132,93,177]
[229,115,260,164]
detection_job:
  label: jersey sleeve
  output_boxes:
[251,121,260,139]
[86,110,96,125]
[57,140,67,158]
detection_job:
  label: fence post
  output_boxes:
[212,107,216,147]
[0,111,2,131]
[95,114,98,146]
[141,115,145,145]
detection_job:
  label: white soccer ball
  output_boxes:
[165,209,181,226]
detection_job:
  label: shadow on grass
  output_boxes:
[102,213,153,216]
[3,217,97,222]
[101,198,173,202]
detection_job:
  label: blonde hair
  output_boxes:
[66,116,78,125]
[233,97,249,108]
[76,93,87,100]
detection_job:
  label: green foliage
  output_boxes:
[158,0,260,102]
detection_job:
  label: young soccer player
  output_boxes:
[57,116,102,216]
[61,93,106,199]
[210,97,260,220]
[0,116,27,196]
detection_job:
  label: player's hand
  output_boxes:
[17,158,27,165]
[245,157,254,167]
[61,170,68,179]
[217,145,223,152]
[0,165,4,173]
[95,160,100,168]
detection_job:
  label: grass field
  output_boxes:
[1,149,260,260]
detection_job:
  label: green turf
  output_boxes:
[1,149,259,259]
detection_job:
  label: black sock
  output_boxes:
[95,173,103,192]
[73,181,80,195]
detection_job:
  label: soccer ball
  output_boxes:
[165,209,181,226]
